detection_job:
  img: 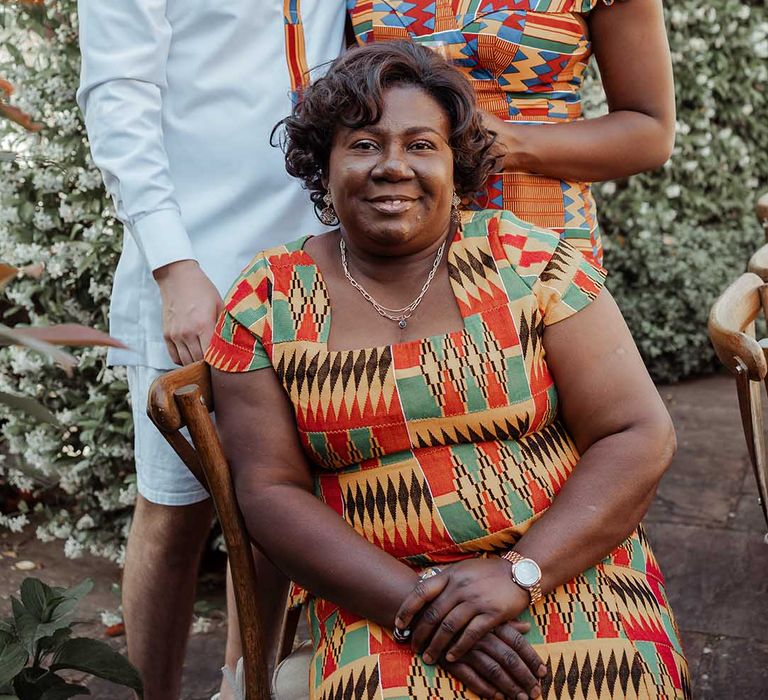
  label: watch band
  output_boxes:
[501,550,543,604]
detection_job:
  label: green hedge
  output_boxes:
[587,0,768,381]
[0,0,766,554]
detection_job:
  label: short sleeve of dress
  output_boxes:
[205,254,273,372]
[532,237,607,326]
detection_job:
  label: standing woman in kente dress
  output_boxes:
[347,0,675,266]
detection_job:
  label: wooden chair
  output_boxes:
[757,191,768,241]
[708,273,768,540]
[146,361,311,700]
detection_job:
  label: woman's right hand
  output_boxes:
[437,621,546,700]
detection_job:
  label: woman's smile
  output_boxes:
[366,194,418,215]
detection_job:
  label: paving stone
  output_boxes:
[694,635,768,699]
[645,521,768,642]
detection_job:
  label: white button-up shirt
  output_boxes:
[77,0,346,368]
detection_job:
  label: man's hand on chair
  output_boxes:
[154,259,223,365]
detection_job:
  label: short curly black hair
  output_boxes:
[277,41,498,219]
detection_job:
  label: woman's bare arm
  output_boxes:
[393,288,676,662]
[212,364,419,628]
[213,363,546,697]
[512,288,676,593]
[487,0,675,182]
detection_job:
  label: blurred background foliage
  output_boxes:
[0,0,767,556]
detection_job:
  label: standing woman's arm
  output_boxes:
[487,0,676,182]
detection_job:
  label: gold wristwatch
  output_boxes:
[501,550,543,604]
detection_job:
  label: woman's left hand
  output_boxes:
[395,558,532,665]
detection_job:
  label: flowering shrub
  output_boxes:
[0,0,766,553]
[0,2,134,560]
[584,0,768,381]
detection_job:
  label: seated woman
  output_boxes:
[206,41,690,700]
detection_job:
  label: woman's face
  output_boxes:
[326,84,455,256]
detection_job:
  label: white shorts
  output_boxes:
[126,365,210,506]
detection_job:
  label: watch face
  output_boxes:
[514,559,541,587]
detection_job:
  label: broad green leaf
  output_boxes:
[51,639,143,697]
[11,669,87,700]
[46,581,93,622]
[0,392,57,425]
[19,580,51,623]
[36,628,71,657]
[0,633,28,689]
[10,599,37,657]
[10,599,73,659]
[39,683,90,700]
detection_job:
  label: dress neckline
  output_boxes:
[295,228,472,354]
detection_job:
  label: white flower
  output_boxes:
[191,616,214,635]
[76,514,96,530]
[64,537,84,559]
[100,609,124,627]
[0,513,29,533]
[600,182,617,196]
[665,185,682,199]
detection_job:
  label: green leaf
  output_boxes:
[35,629,71,657]
[10,598,72,659]
[19,581,51,623]
[11,668,88,700]
[46,581,93,622]
[11,598,38,657]
[39,683,90,700]
[0,633,28,689]
[51,639,142,697]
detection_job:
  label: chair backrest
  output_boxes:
[757,192,768,242]
[146,361,272,699]
[708,273,768,537]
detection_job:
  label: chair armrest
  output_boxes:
[147,360,214,432]
[708,272,768,380]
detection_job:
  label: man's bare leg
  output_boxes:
[218,549,290,700]
[123,494,214,700]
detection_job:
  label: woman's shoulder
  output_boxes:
[461,209,562,278]
[223,235,316,314]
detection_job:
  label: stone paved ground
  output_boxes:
[2,374,767,698]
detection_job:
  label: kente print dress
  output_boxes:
[348,0,619,266]
[205,210,690,699]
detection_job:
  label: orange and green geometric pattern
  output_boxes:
[205,210,689,699]
[347,0,613,264]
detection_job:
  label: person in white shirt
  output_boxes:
[76,2,346,697]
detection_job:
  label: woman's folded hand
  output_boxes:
[436,622,545,699]
[395,558,542,669]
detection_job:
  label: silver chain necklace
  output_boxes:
[339,237,446,329]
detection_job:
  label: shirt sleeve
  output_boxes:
[205,255,273,372]
[532,238,607,326]
[76,0,195,272]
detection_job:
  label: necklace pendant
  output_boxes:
[398,319,407,329]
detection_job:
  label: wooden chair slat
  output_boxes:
[147,362,285,700]
[707,272,767,380]
[757,191,768,241]
[147,361,214,432]
[709,266,768,535]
